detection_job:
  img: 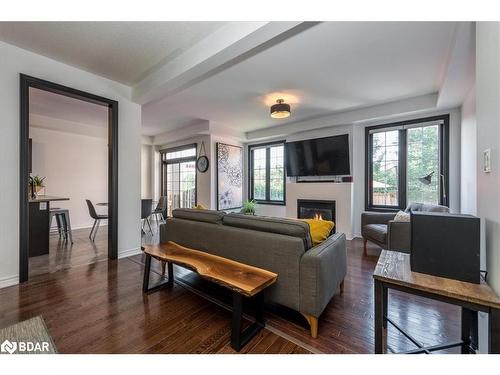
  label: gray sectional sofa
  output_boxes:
[160,208,347,338]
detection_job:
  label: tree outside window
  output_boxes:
[367,116,448,210]
[249,142,285,204]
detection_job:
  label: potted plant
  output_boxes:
[30,175,46,195]
[240,199,257,215]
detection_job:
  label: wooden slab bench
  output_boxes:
[141,241,278,351]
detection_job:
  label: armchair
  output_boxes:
[361,212,396,256]
[361,203,450,256]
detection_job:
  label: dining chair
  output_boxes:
[86,199,108,242]
[152,196,167,225]
[141,198,153,235]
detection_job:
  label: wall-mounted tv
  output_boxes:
[285,134,350,177]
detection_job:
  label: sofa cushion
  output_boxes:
[223,213,313,249]
[363,224,387,244]
[394,210,411,222]
[172,208,225,224]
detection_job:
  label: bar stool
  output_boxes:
[49,208,73,244]
[49,207,63,237]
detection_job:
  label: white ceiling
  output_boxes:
[0,22,226,84]
[1,21,465,138]
[142,22,457,135]
[29,87,108,128]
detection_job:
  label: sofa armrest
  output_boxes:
[387,220,411,253]
[361,212,397,227]
[299,232,347,318]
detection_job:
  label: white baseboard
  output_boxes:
[118,247,142,259]
[0,275,19,289]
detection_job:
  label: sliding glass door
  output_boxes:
[161,145,197,216]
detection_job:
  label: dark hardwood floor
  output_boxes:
[29,226,108,277]
[1,225,460,354]
[266,239,461,354]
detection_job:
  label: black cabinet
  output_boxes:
[28,201,50,257]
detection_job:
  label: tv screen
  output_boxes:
[285,134,350,176]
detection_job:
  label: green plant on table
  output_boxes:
[30,175,46,188]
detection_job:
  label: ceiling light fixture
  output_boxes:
[270,99,291,119]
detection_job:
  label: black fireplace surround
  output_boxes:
[297,199,336,233]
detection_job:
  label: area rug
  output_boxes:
[0,316,57,354]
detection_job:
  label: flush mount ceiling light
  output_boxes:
[270,99,291,119]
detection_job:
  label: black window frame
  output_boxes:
[365,114,449,212]
[160,143,198,215]
[248,140,286,205]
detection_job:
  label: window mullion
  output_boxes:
[399,129,407,210]
[265,147,271,201]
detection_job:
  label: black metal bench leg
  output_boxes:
[230,291,266,352]
[254,291,265,325]
[231,293,244,351]
[142,255,173,293]
[167,261,174,287]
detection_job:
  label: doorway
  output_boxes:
[19,74,118,283]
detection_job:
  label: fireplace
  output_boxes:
[297,199,336,232]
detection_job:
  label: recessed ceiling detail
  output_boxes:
[142,22,459,135]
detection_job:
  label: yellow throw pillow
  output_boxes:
[299,219,335,246]
[193,204,207,210]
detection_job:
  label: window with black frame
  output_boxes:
[249,142,285,205]
[365,115,449,211]
[160,144,197,216]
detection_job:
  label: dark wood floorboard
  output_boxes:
[1,226,460,354]
[0,257,308,354]
[29,226,108,277]
[263,239,461,354]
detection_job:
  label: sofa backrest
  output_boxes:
[405,202,450,213]
[172,208,225,224]
[223,213,313,250]
[160,216,306,310]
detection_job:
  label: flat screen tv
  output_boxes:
[285,134,350,176]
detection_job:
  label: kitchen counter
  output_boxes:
[29,195,70,203]
[29,196,70,258]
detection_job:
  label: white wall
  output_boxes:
[476,22,500,296]
[0,41,142,288]
[30,126,108,229]
[461,86,477,216]
[141,144,153,199]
